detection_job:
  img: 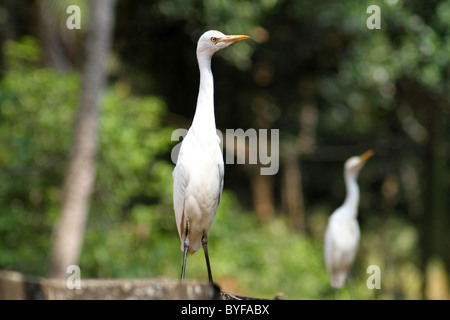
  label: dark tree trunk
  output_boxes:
[49,0,116,279]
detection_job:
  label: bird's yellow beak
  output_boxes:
[217,34,251,44]
[359,150,374,163]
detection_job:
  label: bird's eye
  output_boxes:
[210,37,217,44]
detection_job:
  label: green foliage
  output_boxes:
[0,37,79,275]
[81,84,177,278]
[186,191,331,299]
[0,37,176,279]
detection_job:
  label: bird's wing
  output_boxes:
[216,142,225,206]
[324,217,360,272]
[173,160,187,240]
[323,221,336,272]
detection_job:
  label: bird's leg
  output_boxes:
[202,234,213,283]
[181,219,189,281]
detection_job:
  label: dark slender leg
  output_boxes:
[180,219,189,281]
[202,234,213,283]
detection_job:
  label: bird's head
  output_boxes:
[196,30,250,59]
[344,150,374,176]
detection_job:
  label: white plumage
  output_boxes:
[173,30,250,282]
[324,150,373,290]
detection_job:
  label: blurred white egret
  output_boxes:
[324,150,374,294]
[173,30,250,283]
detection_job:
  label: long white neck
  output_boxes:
[191,52,216,135]
[341,170,360,219]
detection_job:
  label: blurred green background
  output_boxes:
[0,0,449,299]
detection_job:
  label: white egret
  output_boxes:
[324,150,374,294]
[173,30,250,283]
